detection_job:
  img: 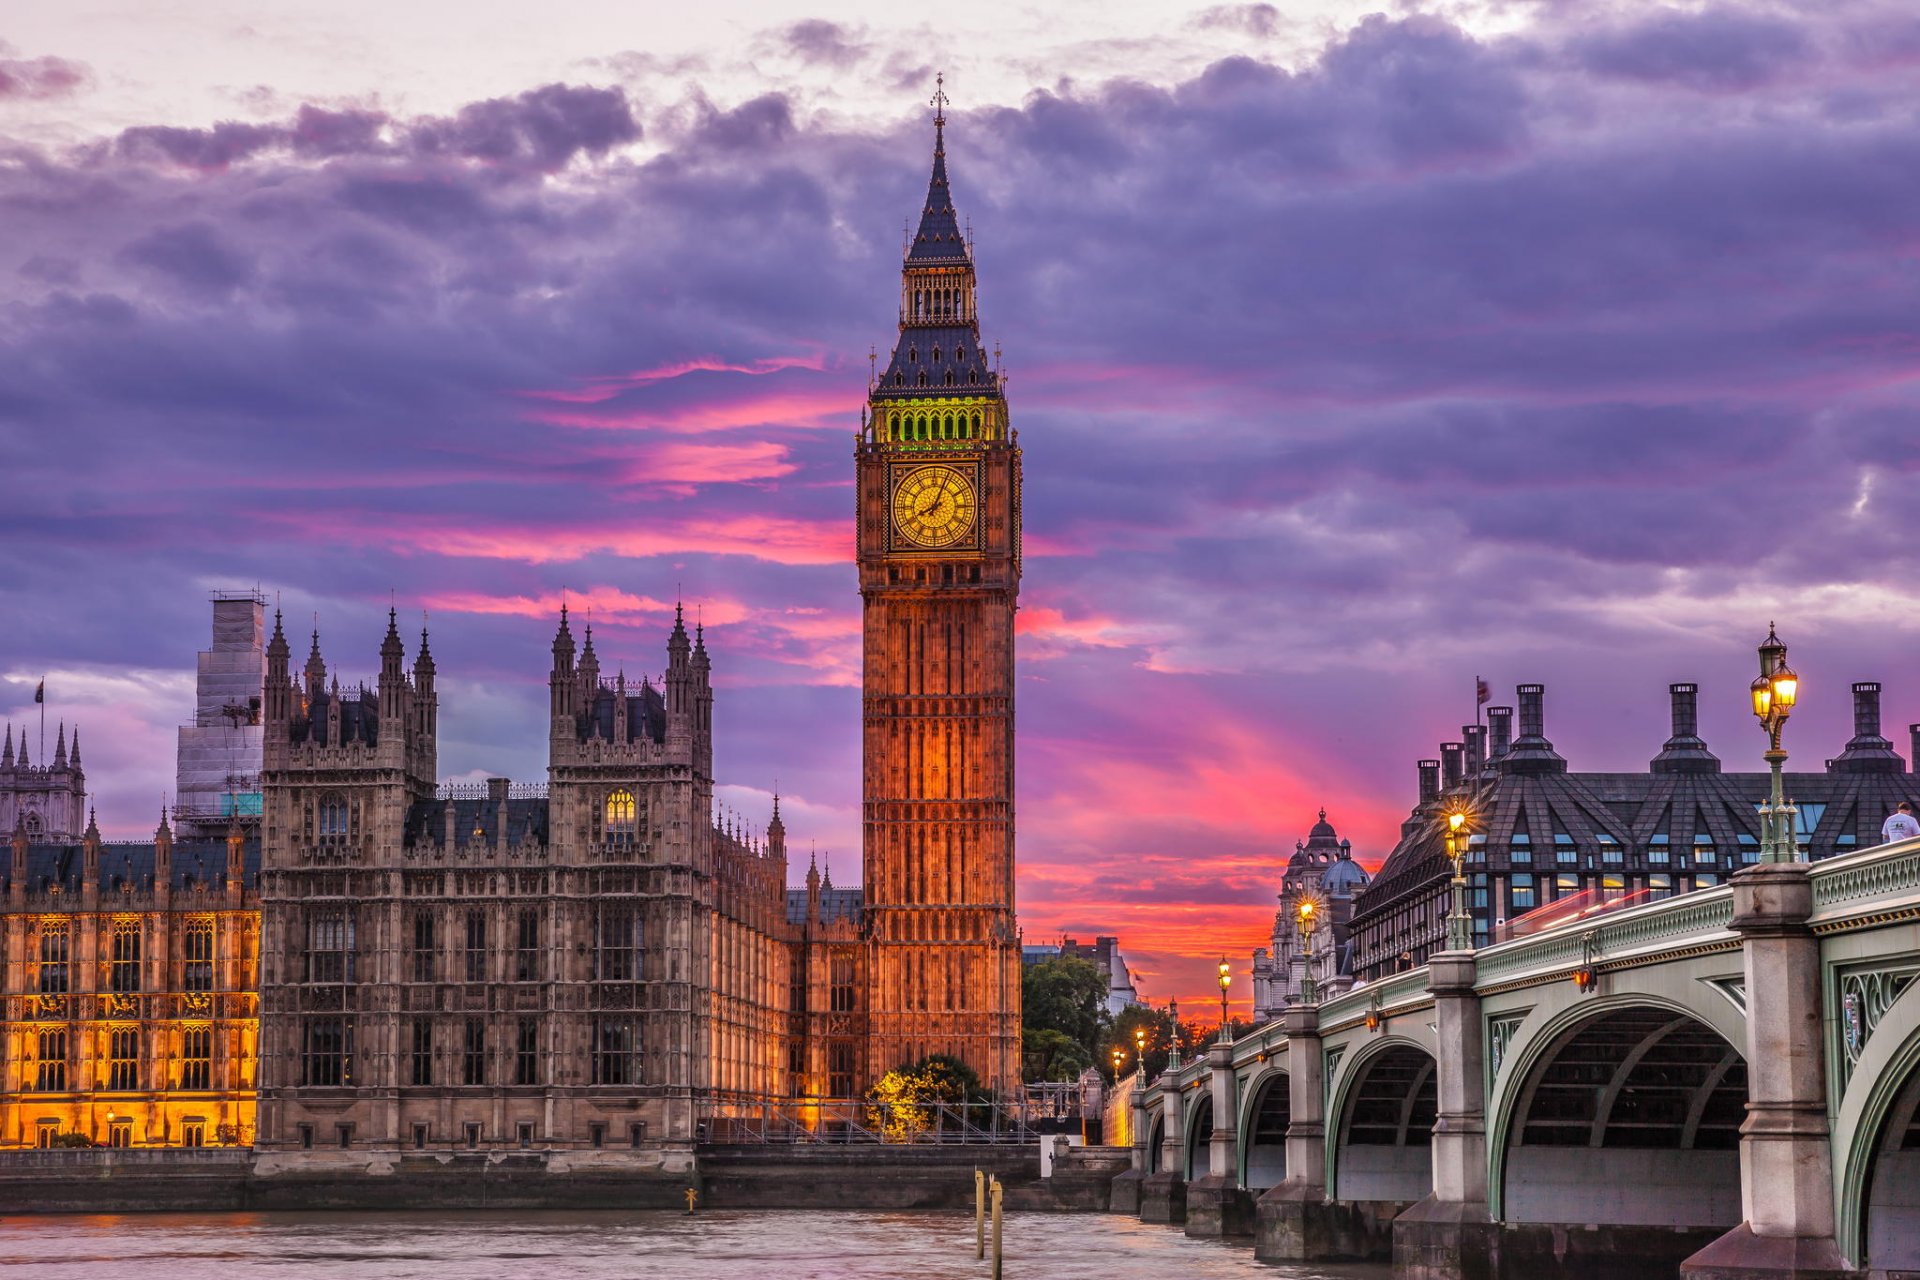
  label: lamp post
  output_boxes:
[1111,1046,1125,1083]
[1167,997,1181,1070]
[1294,896,1320,1004]
[1444,808,1473,952]
[1133,1026,1147,1076]
[1216,958,1232,1041]
[1750,623,1801,864]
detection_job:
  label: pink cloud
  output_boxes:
[517,354,830,404]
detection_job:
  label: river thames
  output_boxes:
[0,1209,1393,1279]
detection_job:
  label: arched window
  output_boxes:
[917,371,928,387]
[319,794,348,837]
[973,412,984,436]
[943,371,954,387]
[606,790,637,842]
[22,811,41,838]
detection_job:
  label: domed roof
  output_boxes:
[1322,854,1370,895]
[1301,808,1342,860]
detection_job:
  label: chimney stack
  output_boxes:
[1417,759,1441,806]
[1834,682,1903,773]
[1487,706,1512,760]
[1463,724,1487,777]
[1499,683,1567,775]
[1440,742,1464,790]
[1911,724,1920,775]
[1651,682,1720,774]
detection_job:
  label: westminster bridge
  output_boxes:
[1118,838,1920,1280]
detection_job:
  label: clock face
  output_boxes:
[892,464,977,549]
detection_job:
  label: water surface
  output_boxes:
[0,1209,1394,1279]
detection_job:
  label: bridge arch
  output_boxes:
[1184,1091,1214,1182]
[1490,996,1746,1229]
[1832,974,1920,1268]
[1145,1114,1164,1175]
[1236,1066,1289,1191]
[1328,1036,1436,1204]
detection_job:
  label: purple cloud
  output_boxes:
[0,53,87,100]
[7,8,1920,1003]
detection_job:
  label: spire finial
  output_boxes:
[931,71,948,134]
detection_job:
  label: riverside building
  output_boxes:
[1348,680,1920,980]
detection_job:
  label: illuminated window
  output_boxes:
[1509,874,1535,912]
[182,1119,206,1147]
[1648,873,1674,900]
[183,921,214,992]
[605,790,637,842]
[37,921,69,994]
[830,953,857,1013]
[181,1026,212,1090]
[109,922,142,993]
[35,1029,67,1092]
[107,1027,139,1091]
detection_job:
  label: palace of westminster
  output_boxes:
[0,105,1023,1158]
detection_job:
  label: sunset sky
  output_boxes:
[5,0,1920,1009]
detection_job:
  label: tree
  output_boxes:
[866,1054,988,1142]
[1023,1027,1093,1082]
[1020,955,1109,1083]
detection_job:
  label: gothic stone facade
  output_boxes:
[253,607,798,1164]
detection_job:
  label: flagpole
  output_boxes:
[39,682,45,763]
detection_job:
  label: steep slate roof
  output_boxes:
[3,837,262,894]
[403,798,550,849]
[1350,682,1920,958]
[786,886,863,926]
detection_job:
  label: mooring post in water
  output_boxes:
[684,1186,698,1214]
[990,1175,1004,1280]
[975,1168,985,1259]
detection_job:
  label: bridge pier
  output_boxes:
[1682,863,1849,1280]
[1394,952,1498,1280]
[1138,1075,1185,1224]
[1108,1079,1149,1213]
[1185,1038,1254,1236]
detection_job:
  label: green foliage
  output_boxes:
[48,1131,95,1148]
[1020,955,1110,1082]
[1022,1027,1093,1082]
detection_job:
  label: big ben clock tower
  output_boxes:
[856,84,1021,1093]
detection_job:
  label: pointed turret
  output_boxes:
[68,726,79,769]
[550,606,578,724]
[907,80,964,265]
[379,606,407,721]
[3,724,12,767]
[875,82,998,406]
[265,610,293,726]
[52,722,66,769]
[304,627,327,704]
[16,733,27,768]
[154,804,174,883]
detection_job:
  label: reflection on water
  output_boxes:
[0,1209,1393,1280]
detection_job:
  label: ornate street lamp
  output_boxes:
[1217,958,1233,1040]
[1294,895,1321,1004]
[1111,1046,1125,1081]
[1167,997,1181,1070]
[1444,808,1473,952]
[1751,623,1801,863]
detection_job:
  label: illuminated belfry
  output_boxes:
[854,80,1023,1094]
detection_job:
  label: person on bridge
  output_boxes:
[1882,801,1919,844]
